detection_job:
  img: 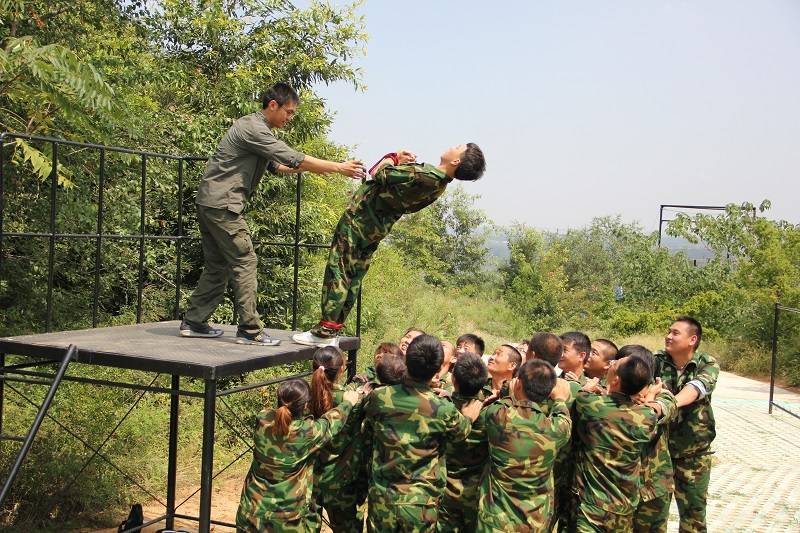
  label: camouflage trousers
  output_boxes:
[236,509,320,533]
[575,502,633,533]
[315,210,397,333]
[367,499,438,533]
[438,475,479,532]
[632,494,670,533]
[673,453,712,533]
[318,491,364,533]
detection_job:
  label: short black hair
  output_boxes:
[452,352,488,397]
[594,339,619,361]
[615,344,655,379]
[261,82,299,109]
[453,143,486,181]
[500,344,523,376]
[517,359,556,403]
[560,331,591,358]
[529,332,563,367]
[674,315,703,350]
[617,354,653,396]
[456,333,485,355]
[376,352,407,385]
[405,334,443,382]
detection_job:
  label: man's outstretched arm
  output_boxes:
[272,156,365,178]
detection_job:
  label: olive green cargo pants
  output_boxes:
[185,206,261,334]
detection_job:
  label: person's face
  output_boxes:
[487,347,516,376]
[584,341,611,379]
[265,99,297,128]
[665,321,697,355]
[456,340,477,356]
[399,330,422,355]
[558,341,586,374]
[439,144,466,166]
[441,341,455,369]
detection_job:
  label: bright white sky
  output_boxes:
[312,0,800,231]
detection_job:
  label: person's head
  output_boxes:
[527,332,563,367]
[261,82,299,129]
[452,352,488,397]
[558,331,590,375]
[440,340,456,375]
[665,316,702,356]
[273,379,311,436]
[584,339,619,379]
[310,346,346,418]
[399,328,426,355]
[440,143,486,181]
[515,359,557,403]
[374,342,404,365]
[516,340,529,357]
[376,352,407,385]
[487,344,522,380]
[405,334,444,382]
[607,353,653,397]
[456,333,485,356]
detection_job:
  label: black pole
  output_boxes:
[768,302,780,414]
[166,374,180,529]
[657,205,664,248]
[174,160,184,320]
[198,378,217,532]
[45,142,58,332]
[0,353,4,440]
[291,173,303,330]
[92,148,106,328]
[137,155,146,323]
[0,344,74,506]
[0,134,5,278]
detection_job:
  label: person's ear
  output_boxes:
[267,100,279,112]
[449,156,461,167]
[375,353,383,364]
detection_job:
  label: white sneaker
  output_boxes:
[292,330,339,348]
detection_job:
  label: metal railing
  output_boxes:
[0,132,360,334]
[768,303,800,420]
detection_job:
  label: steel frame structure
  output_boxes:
[768,303,800,420]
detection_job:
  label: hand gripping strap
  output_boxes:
[368,152,399,175]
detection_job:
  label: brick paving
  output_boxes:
[666,371,800,532]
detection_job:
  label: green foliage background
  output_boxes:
[1,0,799,529]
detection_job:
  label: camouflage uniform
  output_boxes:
[573,390,677,533]
[653,350,719,533]
[476,396,572,532]
[314,384,366,533]
[551,375,586,533]
[434,370,455,395]
[236,399,354,533]
[363,379,472,532]
[313,163,452,336]
[438,391,489,532]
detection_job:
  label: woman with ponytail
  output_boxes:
[236,377,359,533]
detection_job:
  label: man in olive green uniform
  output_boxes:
[362,335,481,532]
[293,144,486,347]
[476,359,573,532]
[574,349,677,533]
[180,82,364,345]
[653,316,719,533]
[439,352,489,532]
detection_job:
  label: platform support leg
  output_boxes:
[0,353,5,440]
[0,345,74,506]
[165,375,179,529]
[198,378,217,532]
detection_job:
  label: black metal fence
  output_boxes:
[768,303,800,420]
[0,132,360,336]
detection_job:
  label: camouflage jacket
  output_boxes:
[477,396,572,531]
[434,370,455,395]
[639,389,679,501]
[352,163,452,219]
[363,379,471,505]
[552,376,584,494]
[445,392,489,483]
[574,390,676,515]
[236,400,353,529]
[654,350,719,458]
[347,365,379,392]
[314,384,365,498]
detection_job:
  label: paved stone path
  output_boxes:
[667,371,800,532]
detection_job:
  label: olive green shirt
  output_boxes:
[196,112,305,214]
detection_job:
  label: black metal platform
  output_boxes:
[0,321,359,379]
[0,321,360,532]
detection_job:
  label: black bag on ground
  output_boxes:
[117,503,143,532]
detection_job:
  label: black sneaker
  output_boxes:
[179,319,224,338]
[236,330,281,346]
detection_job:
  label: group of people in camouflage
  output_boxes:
[235,316,719,533]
